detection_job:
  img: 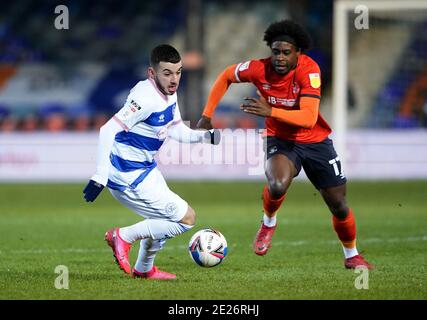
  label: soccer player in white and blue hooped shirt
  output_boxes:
[83,44,220,280]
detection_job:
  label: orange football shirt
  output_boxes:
[235,54,331,143]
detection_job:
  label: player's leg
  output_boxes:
[131,238,176,280]
[131,206,195,280]
[117,206,194,243]
[134,238,165,274]
[320,184,373,269]
[179,204,196,225]
[131,205,193,280]
[254,137,300,255]
[264,153,297,214]
[302,138,373,269]
[107,168,194,277]
[319,183,356,255]
[110,168,194,240]
[130,205,195,280]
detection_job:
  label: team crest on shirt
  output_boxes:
[292,83,300,94]
[309,73,321,88]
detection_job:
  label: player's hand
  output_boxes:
[240,90,272,117]
[196,116,213,130]
[83,179,104,202]
[204,129,221,145]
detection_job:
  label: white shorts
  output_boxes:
[109,168,188,222]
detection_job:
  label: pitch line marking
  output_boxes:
[2,235,425,255]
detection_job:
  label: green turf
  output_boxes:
[0,181,426,300]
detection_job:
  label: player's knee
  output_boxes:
[179,206,196,226]
[268,179,289,199]
[329,201,348,219]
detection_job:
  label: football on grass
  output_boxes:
[188,228,228,267]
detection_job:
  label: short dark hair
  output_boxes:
[150,44,181,67]
[263,20,311,52]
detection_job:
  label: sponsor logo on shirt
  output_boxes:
[238,61,250,72]
[267,96,296,107]
[120,100,142,121]
[309,73,321,88]
[130,100,142,112]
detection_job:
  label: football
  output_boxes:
[188,228,228,267]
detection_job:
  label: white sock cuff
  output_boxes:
[342,246,359,259]
[263,214,277,227]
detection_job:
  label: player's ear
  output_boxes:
[147,67,156,79]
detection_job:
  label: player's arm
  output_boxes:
[196,64,238,130]
[83,117,124,202]
[168,121,221,145]
[168,105,220,145]
[270,96,319,129]
[83,90,150,202]
[240,92,319,129]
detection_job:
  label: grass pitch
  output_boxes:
[0,181,425,300]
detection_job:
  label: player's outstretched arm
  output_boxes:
[168,120,221,145]
[196,65,237,130]
[196,115,213,130]
[83,118,123,202]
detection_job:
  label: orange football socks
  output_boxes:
[262,185,286,216]
[333,208,359,258]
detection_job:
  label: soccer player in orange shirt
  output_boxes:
[197,20,373,269]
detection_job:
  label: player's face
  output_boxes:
[270,41,300,75]
[151,61,183,95]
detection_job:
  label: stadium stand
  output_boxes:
[0,0,186,131]
[367,19,427,128]
[0,0,342,131]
